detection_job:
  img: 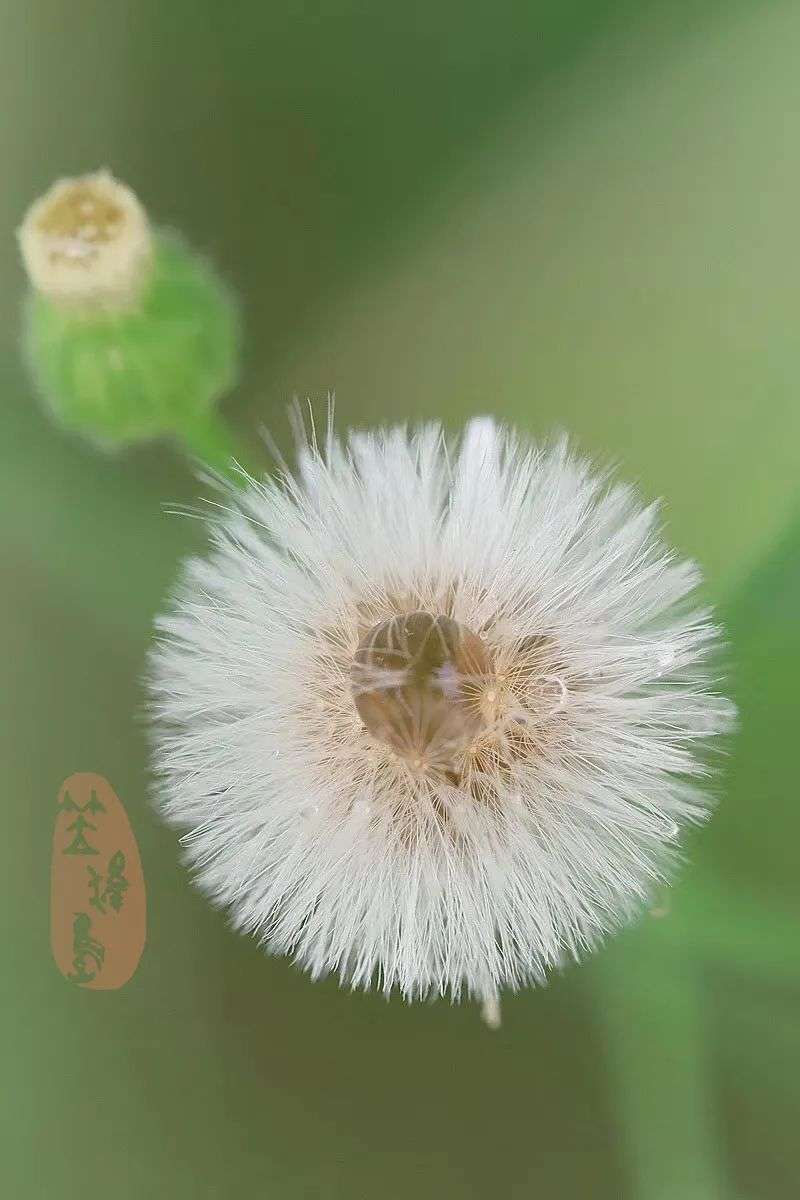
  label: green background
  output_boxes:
[2,2,799,1196]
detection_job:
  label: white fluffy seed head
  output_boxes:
[148,418,735,1004]
[18,169,153,310]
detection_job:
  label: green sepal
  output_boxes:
[22,231,241,449]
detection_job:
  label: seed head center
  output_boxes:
[350,611,494,777]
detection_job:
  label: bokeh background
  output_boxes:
[3,2,799,1196]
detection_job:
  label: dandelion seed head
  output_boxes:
[149,418,735,1004]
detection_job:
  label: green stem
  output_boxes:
[665,874,800,988]
[591,936,727,1200]
[174,411,261,486]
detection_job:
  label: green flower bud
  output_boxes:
[18,170,240,451]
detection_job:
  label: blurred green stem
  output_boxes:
[592,936,727,1200]
[175,412,258,485]
[668,875,800,988]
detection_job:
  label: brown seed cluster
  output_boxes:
[351,611,494,783]
[349,610,570,798]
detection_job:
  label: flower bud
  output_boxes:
[18,170,240,450]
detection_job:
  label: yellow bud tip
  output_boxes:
[18,169,153,310]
